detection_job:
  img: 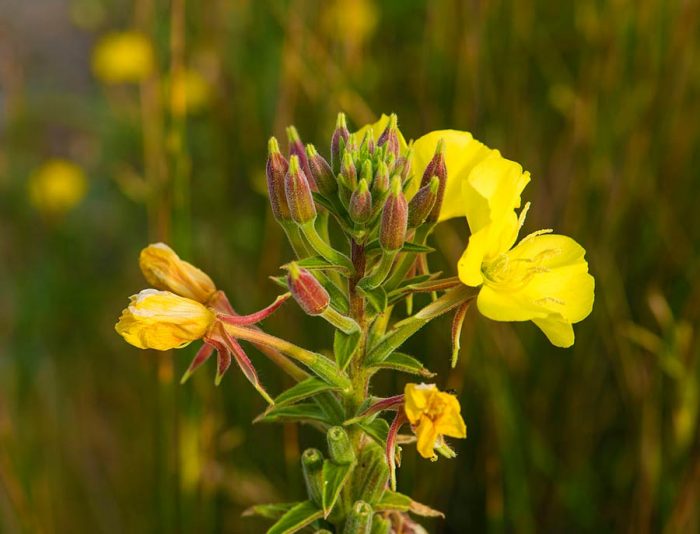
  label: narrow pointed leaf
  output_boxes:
[409,500,444,518]
[242,502,296,519]
[451,299,471,367]
[358,418,390,447]
[321,460,355,518]
[273,377,340,408]
[369,352,435,378]
[373,491,412,513]
[256,402,330,425]
[284,256,350,274]
[358,285,387,314]
[334,329,360,371]
[400,241,434,253]
[266,500,324,534]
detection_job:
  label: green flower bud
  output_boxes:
[372,161,390,196]
[287,263,329,316]
[407,175,439,228]
[420,138,447,222]
[327,426,355,464]
[352,443,389,505]
[331,112,350,173]
[377,113,400,160]
[340,151,357,190]
[301,448,324,506]
[266,137,291,221]
[343,501,373,534]
[379,177,408,251]
[285,155,317,224]
[349,179,372,224]
[306,144,337,197]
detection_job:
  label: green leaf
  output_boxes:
[358,418,390,446]
[269,275,288,289]
[369,352,435,378]
[283,256,349,273]
[358,285,387,314]
[242,502,297,519]
[314,393,345,425]
[256,403,330,425]
[321,460,355,518]
[334,329,360,371]
[401,241,435,253]
[273,378,340,408]
[267,500,324,534]
[374,491,412,513]
[325,279,349,315]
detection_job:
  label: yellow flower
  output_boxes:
[411,130,520,221]
[404,383,467,460]
[92,31,154,84]
[115,289,215,351]
[139,243,217,303]
[354,114,407,151]
[28,159,87,215]
[169,68,211,116]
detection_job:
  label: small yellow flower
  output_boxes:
[92,31,154,84]
[411,130,522,221]
[115,289,215,351]
[28,159,87,215]
[169,68,211,116]
[139,243,217,303]
[404,383,467,460]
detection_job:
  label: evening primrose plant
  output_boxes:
[115,113,594,532]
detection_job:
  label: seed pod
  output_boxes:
[379,176,408,251]
[287,263,330,316]
[352,443,389,505]
[377,113,400,161]
[420,139,447,222]
[343,501,373,534]
[331,112,350,174]
[306,144,337,197]
[266,137,291,221]
[285,155,317,224]
[327,426,355,464]
[286,126,315,190]
[407,176,439,228]
[349,179,372,224]
[301,448,324,506]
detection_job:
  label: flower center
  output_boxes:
[481,240,560,293]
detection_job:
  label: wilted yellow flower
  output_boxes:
[169,68,211,116]
[411,130,513,221]
[115,289,215,350]
[404,383,466,460]
[92,31,154,84]
[28,159,87,215]
[458,159,595,347]
[139,243,217,303]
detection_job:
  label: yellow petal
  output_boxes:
[532,316,575,347]
[411,130,497,219]
[415,418,439,459]
[404,383,436,425]
[115,289,214,351]
[462,157,530,233]
[434,394,467,439]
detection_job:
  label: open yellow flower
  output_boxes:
[92,31,154,84]
[115,289,215,350]
[404,383,467,460]
[411,130,513,219]
[139,243,217,303]
[28,159,87,215]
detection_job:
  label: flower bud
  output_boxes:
[379,177,408,251]
[420,138,447,222]
[139,243,217,303]
[407,176,439,228]
[331,112,350,173]
[352,443,389,505]
[395,146,413,182]
[343,501,373,534]
[372,161,390,196]
[287,263,329,316]
[349,179,372,224]
[115,289,215,351]
[340,151,357,190]
[306,144,337,197]
[285,155,317,224]
[301,448,324,506]
[266,137,291,221]
[286,125,315,190]
[327,426,355,464]
[377,113,400,161]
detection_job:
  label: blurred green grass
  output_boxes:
[1,0,699,532]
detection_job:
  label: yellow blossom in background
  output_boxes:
[169,68,211,116]
[411,130,519,221]
[92,31,154,84]
[28,159,87,215]
[139,243,217,303]
[404,383,467,460]
[115,289,215,350]
[354,114,407,152]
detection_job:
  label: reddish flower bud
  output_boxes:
[377,113,400,161]
[306,144,337,197]
[380,176,408,251]
[285,155,317,224]
[287,263,330,316]
[266,137,291,221]
[287,126,315,191]
[349,178,372,224]
[331,112,350,173]
[395,146,413,182]
[420,139,447,222]
[407,176,439,228]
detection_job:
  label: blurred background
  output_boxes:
[1,0,699,532]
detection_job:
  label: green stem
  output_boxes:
[360,250,397,289]
[301,220,353,270]
[322,306,360,334]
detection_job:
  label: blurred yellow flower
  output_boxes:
[92,31,154,84]
[411,130,515,221]
[404,383,466,460]
[28,159,87,215]
[139,243,217,303]
[169,68,211,116]
[115,289,215,351]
